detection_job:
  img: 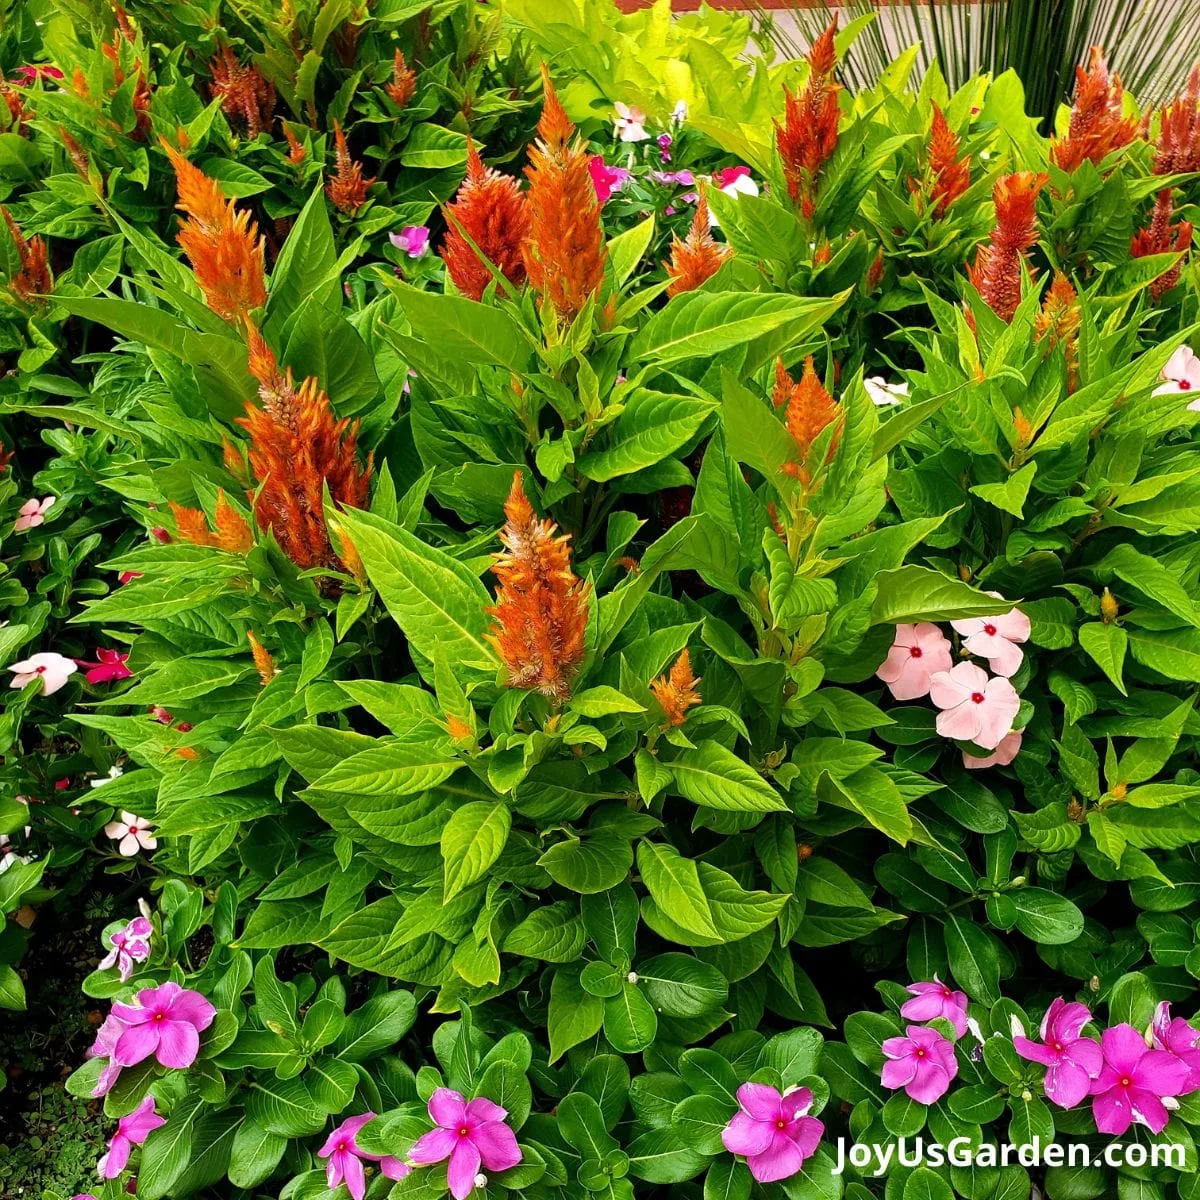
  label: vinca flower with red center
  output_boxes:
[109,981,215,1069]
[1090,1023,1191,1134]
[407,1088,521,1200]
[13,496,53,532]
[76,648,132,684]
[103,811,156,856]
[8,651,77,695]
[1154,345,1200,407]
[952,600,1030,677]
[1013,998,1104,1108]
[929,662,1020,751]
[876,623,953,700]
[900,978,969,1038]
[97,1096,164,1179]
[720,1083,824,1183]
[881,1025,958,1104]
[318,1113,410,1200]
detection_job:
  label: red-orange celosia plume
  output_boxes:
[925,102,971,217]
[664,193,731,298]
[968,171,1047,322]
[650,649,702,726]
[488,471,589,703]
[326,119,374,215]
[169,489,255,552]
[1034,272,1081,391]
[208,46,275,138]
[1051,47,1140,172]
[385,49,417,108]
[2,206,51,305]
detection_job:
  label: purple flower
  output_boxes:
[588,156,631,204]
[1013,998,1103,1108]
[87,1013,128,1096]
[97,1095,164,1179]
[720,1083,823,1184]
[653,169,695,186]
[110,981,215,1069]
[99,915,153,982]
[1152,1003,1200,1094]
[1090,1023,1191,1134]
[408,1088,521,1200]
[390,226,430,259]
[881,1025,958,1104]
[318,1113,410,1200]
[900,978,969,1038]
[657,132,672,163]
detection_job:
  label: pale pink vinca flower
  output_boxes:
[104,811,156,856]
[929,662,1020,750]
[1154,345,1200,409]
[318,1113,410,1200]
[881,1025,958,1104]
[110,981,215,1069]
[1090,1023,1190,1134]
[97,1095,164,1179]
[408,1088,521,1200]
[720,1082,823,1184]
[964,729,1023,770]
[8,651,77,695]
[951,598,1030,677]
[876,623,953,700]
[613,101,649,142]
[1013,998,1103,1108]
[99,915,153,981]
[900,978,969,1038]
[1151,1003,1200,1094]
[13,496,53,532]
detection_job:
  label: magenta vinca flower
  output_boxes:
[881,1025,958,1104]
[900,978,969,1038]
[99,915,153,982]
[588,156,631,204]
[86,1013,128,1096]
[318,1113,410,1200]
[390,226,430,259]
[951,599,1031,677]
[110,981,215,1069]
[720,1083,823,1184]
[877,623,953,700]
[1013,997,1103,1108]
[76,648,132,684]
[1152,1003,1200,1095]
[98,1095,164,1179]
[408,1088,521,1200]
[929,662,1020,750]
[1090,1023,1191,1134]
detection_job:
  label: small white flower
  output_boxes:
[627,971,638,984]
[1009,1014,1027,1039]
[7,651,77,696]
[0,850,32,874]
[864,376,910,407]
[613,102,649,143]
[474,1175,488,1189]
[90,765,124,789]
[103,811,157,857]
[671,99,688,125]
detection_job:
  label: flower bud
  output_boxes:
[1101,588,1119,623]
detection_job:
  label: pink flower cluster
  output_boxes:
[1015,998,1200,1134]
[408,1088,522,1200]
[98,1095,164,1179]
[720,1082,824,1183]
[99,914,153,981]
[87,982,215,1097]
[876,598,1030,769]
[319,1113,410,1200]
[880,978,969,1104]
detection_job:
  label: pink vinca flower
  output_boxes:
[881,1025,958,1104]
[390,226,430,259]
[110,981,215,1069]
[13,65,64,84]
[99,915,153,982]
[1090,1023,1191,1134]
[929,662,1020,751]
[98,1095,164,1179]
[104,811,156,856]
[8,651,77,695]
[76,648,132,684]
[951,598,1030,677]
[1013,998,1103,1108]
[319,1113,410,1200]
[964,729,1022,770]
[1154,345,1200,409]
[1152,1003,1200,1095]
[13,496,53,532]
[876,623,953,700]
[613,101,649,142]
[118,570,142,585]
[408,1088,522,1200]
[901,978,969,1038]
[708,166,759,228]
[720,1082,824,1184]
[588,156,631,204]
[86,1013,128,1096]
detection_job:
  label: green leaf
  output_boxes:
[503,902,586,962]
[944,913,1001,1004]
[669,741,786,812]
[871,566,1016,624]
[548,968,604,1062]
[604,981,658,1053]
[441,800,512,901]
[970,462,1037,517]
[577,388,717,482]
[637,841,720,939]
[334,990,417,1062]
[636,953,729,1017]
[0,964,26,1010]
[539,832,633,894]
[607,215,655,286]
[268,185,340,320]
[1009,888,1084,945]
[1078,622,1128,695]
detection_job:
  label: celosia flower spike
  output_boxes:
[650,649,702,726]
[326,120,374,215]
[247,631,276,685]
[488,471,589,703]
[440,138,530,301]
[1051,47,1140,172]
[1154,65,1200,176]
[780,356,841,479]
[208,46,275,137]
[664,193,731,297]
[2,207,52,305]
[1132,190,1193,301]
[169,490,254,552]
[926,102,970,217]
[522,65,607,324]
[968,171,1047,322]
[1034,272,1081,389]
[385,49,417,108]
[163,143,267,324]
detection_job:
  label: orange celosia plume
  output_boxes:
[522,67,607,324]
[1131,189,1193,301]
[247,631,276,685]
[101,13,152,141]
[775,18,840,220]
[488,471,589,703]
[664,193,731,297]
[208,46,275,138]
[169,490,255,552]
[237,323,372,572]
[440,139,530,301]
[926,102,971,217]
[968,171,1047,322]
[650,649,702,726]
[326,120,374,214]
[1051,47,1140,172]
[1154,65,1200,175]
[776,356,841,481]
[164,143,267,324]
[1,207,51,305]
[1034,272,1081,391]
[386,49,417,108]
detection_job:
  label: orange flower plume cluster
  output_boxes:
[237,324,372,572]
[440,140,530,301]
[650,649,702,726]
[326,120,374,214]
[488,471,589,703]
[208,47,275,138]
[775,18,840,220]
[283,124,306,165]
[923,102,971,217]
[775,356,842,481]
[169,490,254,552]
[386,49,417,108]
[1131,191,1193,301]
[164,144,267,324]
[1051,48,1140,172]
[522,67,607,324]
[968,171,1047,322]
[101,8,151,141]
[664,194,731,297]
[2,207,51,305]
[247,631,276,685]
[1034,273,1081,391]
